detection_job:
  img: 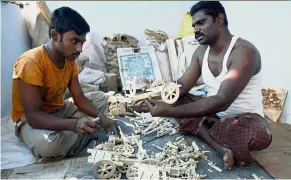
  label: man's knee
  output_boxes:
[22,125,79,158]
[85,91,108,110]
[250,127,272,151]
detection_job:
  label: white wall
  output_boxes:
[44,2,291,123]
[223,1,291,124]
[1,2,32,117]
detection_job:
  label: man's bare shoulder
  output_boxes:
[234,38,260,55]
[231,37,261,73]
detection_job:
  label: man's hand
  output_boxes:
[98,113,121,137]
[75,117,98,135]
[144,98,173,117]
[127,100,148,113]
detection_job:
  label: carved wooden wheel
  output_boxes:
[161,82,180,104]
[113,144,134,154]
[141,158,159,165]
[117,164,129,173]
[111,171,122,179]
[92,160,116,179]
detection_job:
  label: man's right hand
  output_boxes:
[74,117,97,135]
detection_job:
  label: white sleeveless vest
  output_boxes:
[201,36,264,117]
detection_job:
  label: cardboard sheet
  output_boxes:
[262,87,288,122]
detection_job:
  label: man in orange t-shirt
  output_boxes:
[12,7,118,159]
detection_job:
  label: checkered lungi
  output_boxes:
[175,94,272,165]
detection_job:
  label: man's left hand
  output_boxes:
[144,98,172,117]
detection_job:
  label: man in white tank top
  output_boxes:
[144,1,272,170]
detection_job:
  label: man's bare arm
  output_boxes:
[68,76,100,118]
[69,76,119,134]
[177,45,204,96]
[19,80,77,131]
[169,45,259,118]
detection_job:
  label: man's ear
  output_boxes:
[216,13,225,25]
[51,29,60,42]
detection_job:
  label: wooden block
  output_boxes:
[166,39,178,81]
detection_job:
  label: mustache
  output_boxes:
[72,53,80,56]
[195,32,204,39]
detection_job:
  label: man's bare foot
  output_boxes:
[222,148,234,170]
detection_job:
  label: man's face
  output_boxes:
[56,30,86,61]
[192,10,219,45]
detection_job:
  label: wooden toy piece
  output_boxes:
[127,134,140,146]
[116,95,133,104]
[108,134,122,144]
[208,161,222,172]
[117,164,129,173]
[109,102,126,116]
[126,165,138,180]
[92,160,117,179]
[197,174,208,179]
[113,144,134,155]
[124,77,137,98]
[118,127,133,145]
[94,142,115,151]
[138,163,160,180]
[105,91,117,97]
[137,140,147,161]
[161,82,181,104]
[150,80,165,88]
[192,141,200,152]
[87,149,114,163]
[144,126,163,135]
[142,118,163,134]
[132,91,160,102]
[111,171,122,179]
[187,159,198,179]
[133,122,142,134]
[141,158,159,165]
[109,96,118,103]
[157,127,176,138]
[162,170,167,180]
[252,173,260,180]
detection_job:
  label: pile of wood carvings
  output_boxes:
[87,132,210,179]
[127,112,176,137]
[105,81,181,117]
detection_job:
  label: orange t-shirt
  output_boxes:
[11,45,79,122]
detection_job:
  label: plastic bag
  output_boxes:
[23,2,50,47]
[177,12,195,39]
[101,34,138,88]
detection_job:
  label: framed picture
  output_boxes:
[117,46,162,90]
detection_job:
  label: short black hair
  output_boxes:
[49,6,90,38]
[190,1,228,27]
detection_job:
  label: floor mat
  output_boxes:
[2,117,273,179]
[251,120,291,179]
